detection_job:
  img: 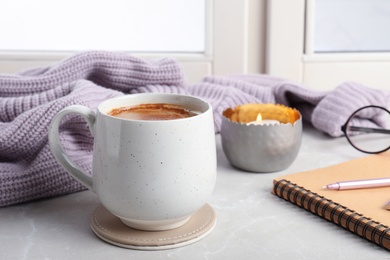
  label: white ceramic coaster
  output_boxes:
[90,203,216,250]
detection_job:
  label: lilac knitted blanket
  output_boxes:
[1,51,389,207]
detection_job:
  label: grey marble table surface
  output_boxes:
[1,123,388,259]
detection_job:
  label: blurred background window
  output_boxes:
[0,0,206,53]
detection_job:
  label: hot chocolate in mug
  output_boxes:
[48,93,217,231]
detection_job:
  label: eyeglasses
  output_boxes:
[341,105,390,154]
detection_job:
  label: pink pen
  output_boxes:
[323,177,390,190]
[385,200,390,211]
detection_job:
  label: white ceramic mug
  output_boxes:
[48,93,217,231]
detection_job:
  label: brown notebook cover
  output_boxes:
[273,152,390,251]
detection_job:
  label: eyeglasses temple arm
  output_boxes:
[348,126,390,134]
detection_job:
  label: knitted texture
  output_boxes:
[1,50,389,207]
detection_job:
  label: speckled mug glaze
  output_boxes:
[49,93,216,231]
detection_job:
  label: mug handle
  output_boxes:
[48,105,96,191]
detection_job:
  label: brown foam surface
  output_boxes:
[108,103,197,120]
[90,204,216,250]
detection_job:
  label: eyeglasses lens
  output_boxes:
[345,106,390,153]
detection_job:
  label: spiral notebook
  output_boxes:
[272,152,390,251]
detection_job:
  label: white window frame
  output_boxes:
[0,0,263,84]
[266,0,390,90]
